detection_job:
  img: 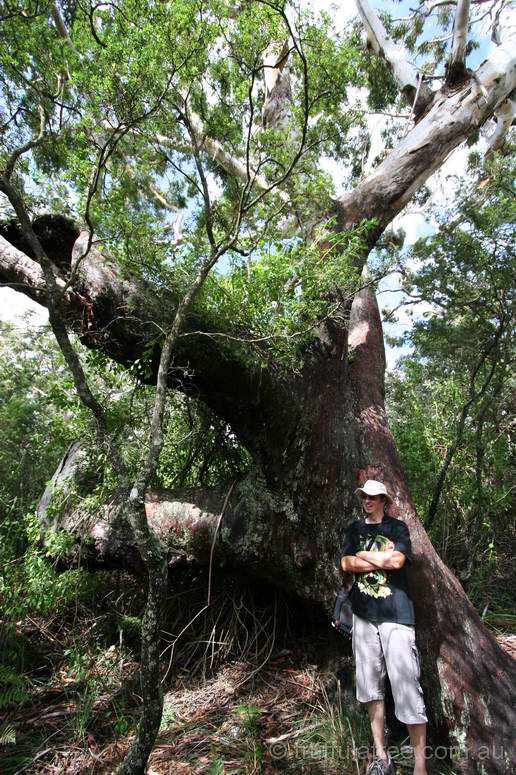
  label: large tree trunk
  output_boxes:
[35,279,515,774]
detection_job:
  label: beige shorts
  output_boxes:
[352,614,428,725]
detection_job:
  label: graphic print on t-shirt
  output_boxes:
[357,533,392,599]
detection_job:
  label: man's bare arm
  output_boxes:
[356,549,406,570]
[341,555,378,573]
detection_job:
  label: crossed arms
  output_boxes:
[341,540,407,573]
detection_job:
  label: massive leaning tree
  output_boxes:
[1,1,515,772]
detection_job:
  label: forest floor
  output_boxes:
[2,628,361,774]
[1,572,514,775]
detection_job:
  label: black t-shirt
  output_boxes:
[340,516,415,626]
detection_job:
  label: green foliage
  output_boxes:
[0,313,252,550]
[0,666,29,711]
[0,0,369,274]
[60,639,137,743]
[0,512,96,620]
[70,689,96,744]
[386,150,515,609]
[0,570,144,771]
[364,53,398,112]
[0,722,16,746]
[207,758,227,775]
[0,323,122,623]
[156,396,251,488]
[0,325,122,627]
[235,703,262,730]
[119,615,143,639]
[290,682,370,773]
[198,218,373,368]
[113,711,132,737]
[0,321,82,520]
[159,701,177,731]
[231,703,264,771]
[0,311,254,616]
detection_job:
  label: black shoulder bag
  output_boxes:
[332,587,354,638]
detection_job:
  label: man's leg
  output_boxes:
[379,623,428,775]
[367,699,388,762]
[352,616,393,772]
[407,723,427,775]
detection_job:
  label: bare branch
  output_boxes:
[391,1,454,24]
[423,0,457,11]
[262,40,293,129]
[354,0,434,116]
[447,0,471,82]
[49,2,73,46]
[486,93,516,153]
[176,93,289,204]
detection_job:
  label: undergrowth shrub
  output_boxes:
[0,513,97,622]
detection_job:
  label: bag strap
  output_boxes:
[364,533,377,551]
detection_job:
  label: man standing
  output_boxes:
[340,480,427,775]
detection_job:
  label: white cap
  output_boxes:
[354,479,393,504]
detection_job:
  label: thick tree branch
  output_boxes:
[37,442,316,594]
[49,2,73,46]
[447,0,471,82]
[337,5,516,237]
[0,233,76,308]
[477,0,516,95]
[0,220,291,454]
[355,0,434,117]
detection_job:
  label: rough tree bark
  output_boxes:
[2,2,516,772]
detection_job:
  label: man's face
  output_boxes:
[362,493,385,519]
